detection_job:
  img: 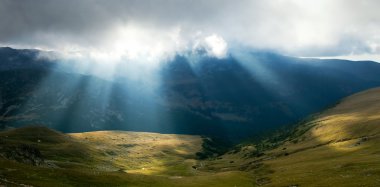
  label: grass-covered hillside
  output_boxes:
[206,87,380,186]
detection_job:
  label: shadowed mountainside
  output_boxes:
[1,47,380,141]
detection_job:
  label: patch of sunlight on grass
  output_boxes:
[69,130,203,176]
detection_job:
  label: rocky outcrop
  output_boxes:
[0,144,44,166]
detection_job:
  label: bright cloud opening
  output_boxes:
[204,34,228,58]
[1,0,380,62]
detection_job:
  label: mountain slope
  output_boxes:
[206,87,380,186]
[262,88,380,186]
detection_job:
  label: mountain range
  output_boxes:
[1,47,380,141]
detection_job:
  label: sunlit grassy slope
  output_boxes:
[1,88,380,186]
[0,127,253,186]
[205,87,380,186]
[68,130,203,175]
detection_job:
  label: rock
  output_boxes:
[354,136,369,146]
[1,144,44,166]
[43,160,59,168]
[256,177,271,186]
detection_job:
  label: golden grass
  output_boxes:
[69,130,203,175]
[263,135,380,187]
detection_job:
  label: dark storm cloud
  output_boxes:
[0,0,380,59]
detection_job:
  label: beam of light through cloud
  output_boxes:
[232,50,293,96]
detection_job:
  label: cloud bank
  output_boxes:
[0,0,380,61]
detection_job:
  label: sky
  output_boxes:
[1,0,380,62]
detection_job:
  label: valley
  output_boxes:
[1,88,380,186]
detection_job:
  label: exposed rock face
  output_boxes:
[0,144,44,166]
